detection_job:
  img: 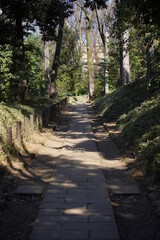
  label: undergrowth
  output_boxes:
[25,96,61,112]
[0,96,63,173]
[95,78,160,179]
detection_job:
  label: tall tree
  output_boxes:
[117,0,160,89]
[95,4,110,93]
[117,0,131,86]
[35,0,74,97]
[50,18,65,97]
[125,0,160,88]
[0,0,34,100]
[44,41,50,97]
[121,28,131,85]
[85,8,95,99]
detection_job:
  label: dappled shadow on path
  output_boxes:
[1,102,151,240]
[1,102,137,195]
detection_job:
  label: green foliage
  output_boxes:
[0,0,74,101]
[25,96,62,112]
[120,93,160,178]
[0,35,45,102]
[0,102,34,146]
[95,78,160,178]
[108,39,120,89]
[94,76,105,98]
[129,27,146,80]
[34,0,74,41]
[24,34,45,97]
[0,44,14,100]
[148,39,160,90]
[109,0,160,92]
[0,96,64,145]
[57,26,88,96]
[95,78,149,120]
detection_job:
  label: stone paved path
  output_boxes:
[88,107,140,195]
[30,104,120,240]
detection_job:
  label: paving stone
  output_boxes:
[43,198,65,203]
[87,177,106,182]
[90,230,120,240]
[15,185,43,194]
[65,196,88,203]
[30,229,60,239]
[63,207,88,215]
[38,208,63,216]
[89,215,115,223]
[35,215,62,223]
[88,203,112,210]
[67,187,89,193]
[33,222,61,230]
[66,193,88,198]
[87,193,109,198]
[49,182,70,188]
[86,171,103,176]
[40,202,87,209]
[47,188,67,194]
[87,208,114,216]
[52,177,70,182]
[87,197,110,204]
[67,189,108,195]
[29,104,119,240]
[60,231,89,239]
[62,215,88,222]
[43,193,66,202]
[87,184,107,189]
[62,222,117,231]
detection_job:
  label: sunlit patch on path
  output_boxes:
[30,103,120,240]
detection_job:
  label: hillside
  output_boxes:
[95,79,160,179]
[0,97,63,176]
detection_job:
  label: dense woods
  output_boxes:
[0,0,160,100]
[0,1,160,177]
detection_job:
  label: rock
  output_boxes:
[148,192,160,201]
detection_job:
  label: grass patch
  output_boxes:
[0,96,66,175]
[95,78,160,179]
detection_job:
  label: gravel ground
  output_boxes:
[0,194,41,240]
[110,194,160,240]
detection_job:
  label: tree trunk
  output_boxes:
[117,0,131,86]
[93,35,99,75]
[146,42,153,81]
[50,18,64,98]
[85,10,95,99]
[16,13,27,101]
[16,14,25,62]
[122,29,131,85]
[104,31,109,94]
[119,29,131,86]
[119,33,124,86]
[78,16,82,54]
[44,41,50,97]
[95,6,109,94]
